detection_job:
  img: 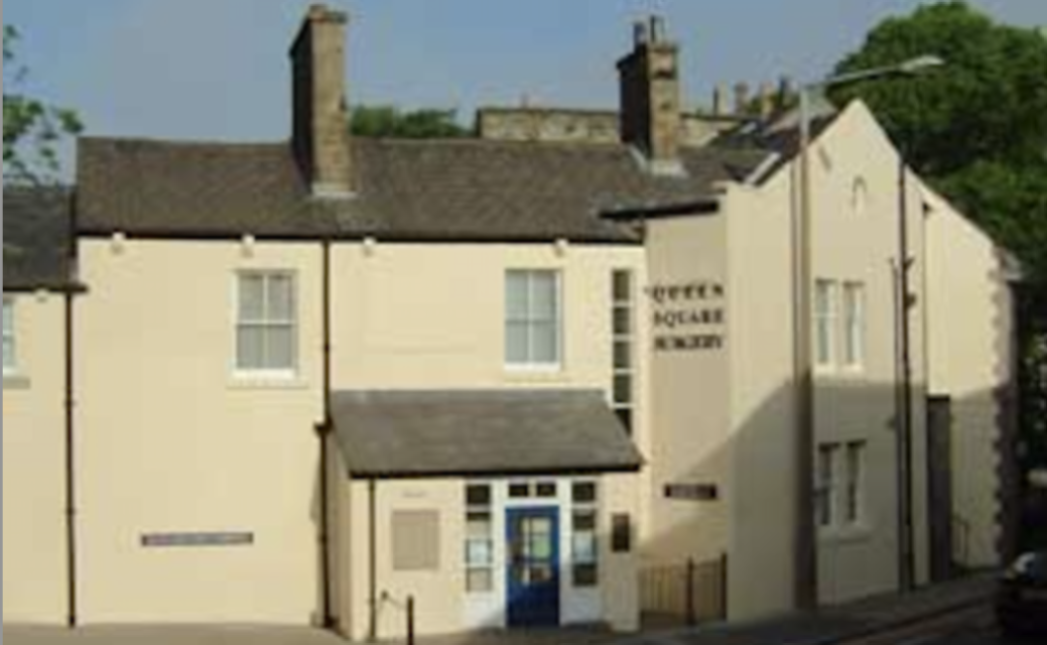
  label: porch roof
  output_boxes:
[330,389,643,479]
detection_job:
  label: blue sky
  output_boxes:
[4,0,1046,148]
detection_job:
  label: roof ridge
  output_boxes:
[80,136,290,150]
[354,135,629,153]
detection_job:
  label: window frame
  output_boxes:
[843,441,867,526]
[611,269,636,433]
[571,480,600,588]
[504,269,563,371]
[842,282,866,371]
[3,296,17,376]
[816,443,839,529]
[814,279,839,369]
[464,483,495,594]
[233,270,299,379]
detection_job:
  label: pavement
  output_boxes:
[2,572,998,645]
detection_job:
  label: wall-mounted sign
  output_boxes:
[664,483,719,501]
[647,280,726,352]
[141,532,254,548]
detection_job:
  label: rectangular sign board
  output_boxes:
[664,483,719,501]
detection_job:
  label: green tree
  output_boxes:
[349,105,470,139]
[3,25,83,184]
[833,2,1047,532]
[832,2,1047,279]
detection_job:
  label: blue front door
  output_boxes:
[506,507,560,627]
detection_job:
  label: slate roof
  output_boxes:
[3,186,76,291]
[331,389,644,478]
[76,136,766,242]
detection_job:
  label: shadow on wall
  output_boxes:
[1017,282,1047,551]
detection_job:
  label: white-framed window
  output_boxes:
[571,481,599,588]
[235,271,297,376]
[842,282,865,370]
[814,279,838,368]
[818,440,867,530]
[816,443,839,528]
[3,297,16,375]
[844,441,867,525]
[611,270,635,433]
[464,483,494,593]
[505,270,561,369]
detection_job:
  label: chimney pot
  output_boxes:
[734,82,751,116]
[713,83,729,117]
[759,81,775,119]
[633,20,650,47]
[649,16,667,44]
[778,75,795,108]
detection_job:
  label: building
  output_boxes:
[2,5,1019,640]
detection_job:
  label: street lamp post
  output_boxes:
[792,55,943,611]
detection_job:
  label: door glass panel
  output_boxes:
[529,518,553,559]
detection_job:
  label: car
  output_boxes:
[997,550,1047,637]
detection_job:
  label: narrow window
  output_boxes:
[2,297,16,375]
[236,272,297,375]
[572,481,599,587]
[814,280,838,368]
[611,514,632,553]
[842,282,865,370]
[465,484,494,593]
[816,443,839,528]
[611,270,636,433]
[505,270,561,368]
[844,441,866,525]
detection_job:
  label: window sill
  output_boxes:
[814,366,868,382]
[504,365,566,382]
[819,524,873,546]
[228,373,309,391]
[3,373,31,390]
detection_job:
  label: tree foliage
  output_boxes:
[832,2,1047,280]
[834,3,1047,484]
[349,105,470,139]
[3,25,83,184]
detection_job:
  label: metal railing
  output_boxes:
[379,591,416,645]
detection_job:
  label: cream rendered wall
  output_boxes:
[338,474,640,640]
[329,243,647,396]
[370,479,466,640]
[2,292,69,623]
[327,242,646,639]
[802,102,927,603]
[643,214,732,568]
[600,472,642,632]
[925,187,1012,568]
[75,239,324,624]
[725,101,930,615]
[724,172,801,620]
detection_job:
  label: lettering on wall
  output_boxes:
[664,483,720,501]
[647,280,726,352]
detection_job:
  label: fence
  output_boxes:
[640,554,728,628]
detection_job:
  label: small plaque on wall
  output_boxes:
[664,483,719,501]
[141,532,254,548]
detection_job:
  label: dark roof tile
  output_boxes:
[331,389,644,478]
[3,186,75,291]
[77,136,765,242]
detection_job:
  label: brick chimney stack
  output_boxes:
[618,16,683,173]
[290,4,353,198]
